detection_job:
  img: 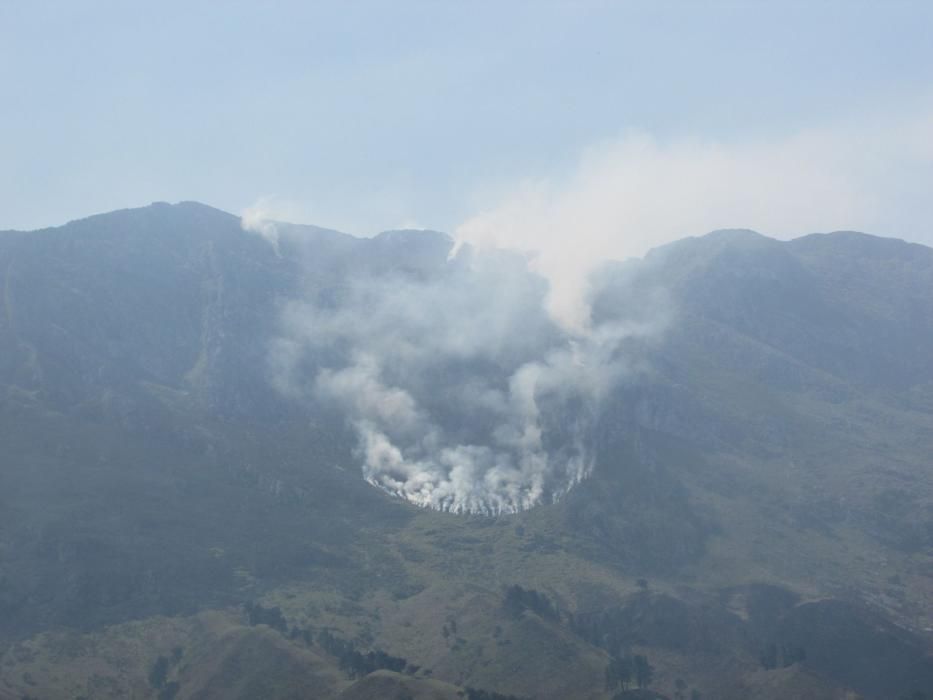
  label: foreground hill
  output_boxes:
[1,202,931,699]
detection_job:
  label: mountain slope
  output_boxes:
[1,203,931,700]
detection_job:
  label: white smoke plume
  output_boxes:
[270,241,655,514]
[456,108,933,334]
[241,196,317,255]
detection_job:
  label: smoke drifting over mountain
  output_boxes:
[455,109,933,333]
[259,228,654,514]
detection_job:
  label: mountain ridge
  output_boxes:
[6,199,929,256]
[1,202,931,699]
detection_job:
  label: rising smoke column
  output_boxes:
[262,226,649,514]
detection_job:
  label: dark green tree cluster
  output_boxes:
[569,608,630,657]
[502,584,558,621]
[604,654,654,692]
[289,624,316,646]
[442,617,468,650]
[244,601,288,633]
[317,629,412,679]
[674,677,702,700]
[147,650,183,700]
[759,641,806,669]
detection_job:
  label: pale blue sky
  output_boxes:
[2,1,933,244]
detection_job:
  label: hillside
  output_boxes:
[1,202,931,699]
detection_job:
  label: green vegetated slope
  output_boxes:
[1,203,932,699]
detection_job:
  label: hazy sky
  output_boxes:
[3,1,933,251]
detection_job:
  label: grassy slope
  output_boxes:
[2,210,933,699]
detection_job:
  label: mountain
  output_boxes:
[0,202,931,700]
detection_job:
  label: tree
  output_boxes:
[760,642,778,669]
[633,654,654,688]
[502,584,558,620]
[244,601,287,633]
[605,656,633,692]
[148,656,169,689]
[317,628,409,679]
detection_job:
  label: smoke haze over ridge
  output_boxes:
[242,106,933,514]
[455,107,933,334]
